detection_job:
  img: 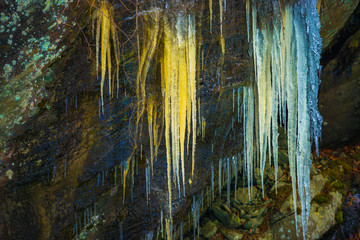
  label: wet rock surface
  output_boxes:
[0,0,359,239]
[319,3,360,147]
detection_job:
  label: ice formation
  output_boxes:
[162,11,198,214]
[146,158,151,205]
[133,7,199,217]
[243,0,323,237]
[93,0,120,110]
[101,0,322,238]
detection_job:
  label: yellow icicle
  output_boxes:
[209,0,213,33]
[162,16,172,216]
[93,0,120,109]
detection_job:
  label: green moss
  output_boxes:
[331,181,345,189]
[314,195,330,204]
[335,208,343,224]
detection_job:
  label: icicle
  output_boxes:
[246,0,250,42]
[233,88,235,111]
[254,25,272,198]
[94,202,97,217]
[219,158,222,198]
[233,156,238,201]
[201,191,204,211]
[147,96,159,175]
[191,195,201,240]
[84,209,87,234]
[93,1,120,110]
[146,158,151,205]
[119,221,123,240]
[209,0,213,33]
[211,164,214,201]
[294,4,310,236]
[64,159,67,178]
[206,186,210,208]
[75,220,78,238]
[271,15,280,193]
[284,4,299,229]
[305,0,323,156]
[161,11,198,214]
[145,231,153,240]
[160,207,164,238]
[243,87,254,199]
[237,87,241,122]
[244,1,323,237]
[165,218,173,240]
[180,221,184,240]
[114,166,117,185]
[120,164,123,184]
[304,0,323,234]
[98,97,101,118]
[219,0,225,83]
[226,158,231,207]
[251,0,257,76]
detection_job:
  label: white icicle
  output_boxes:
[219,158,222,198]
[271,17,281,193]
[146,159,151,205]
[120,222,123,240]
[246,0,250,42]
[233,156,238,201]
[243,87,254,199]
[211,163,215,201]
[145,231,153,240]
[227,158,231,207]
[243,1,323,237]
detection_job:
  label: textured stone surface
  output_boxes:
[220,228,244,240]
[319,29,360,146]
[242,217,264,230]
[200,220,218,238]
[212,206,245,228]
[261,191,343,240]
[0,0,358,239]
[320,0,359,50]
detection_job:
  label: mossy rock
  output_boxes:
[331,181,345,189]
[313,195,330,204]
[335,208,343,224]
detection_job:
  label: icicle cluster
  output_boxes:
[191,195,202,239]
[162,11,198,216]
[244,0,322,237]
[134,7,199,217]
[93,0,120,111]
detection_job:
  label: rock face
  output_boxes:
[262,191,343,240]
[319,28,360,146]
[220,228,244,240]
[319,2,360,147]
[320,0,359,50]
[212,206,245,228]
[200,220,218,238]
[0,0,359,239]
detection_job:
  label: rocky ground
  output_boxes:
[183,144,360,240]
